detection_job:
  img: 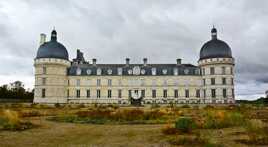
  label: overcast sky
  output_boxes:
[0,0,268,100]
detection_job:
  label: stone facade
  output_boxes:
[33,27,235,105]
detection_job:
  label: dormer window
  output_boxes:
[173,68,178,75]
[118,68,122,75]
[141,69,146,75]
[107,69,112,75]
[184,69,189,75]
[152,68,156,75]
[162,69,167,75]
[97,68,102,75]
[195,69,200,75]
[76,68,82,75]
[86,69,92,75]
[128,69,132,75]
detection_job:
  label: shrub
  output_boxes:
[0,110,34,131]
[245,119,266,140]
[161,125,178,135]
[168,135,209,146]
[175,117,196,133]
[19,110,41,117]
[54,103,61,108]
[202,111,245,129]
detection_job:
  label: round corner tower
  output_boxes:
[34,29,70,103]
[198,27,235,104]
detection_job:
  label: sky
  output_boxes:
[0,0,268,100]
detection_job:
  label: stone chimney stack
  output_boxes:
[40,33,46,45]
[92,58,97,66]
[176,58,182,65]
[143,58,148,66]
[126,58,130,66]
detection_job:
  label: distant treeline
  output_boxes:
[236,97,268,105]
[0,86,33,100]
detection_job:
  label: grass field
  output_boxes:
[0,103,268,147]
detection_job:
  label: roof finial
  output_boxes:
[211,25,217,40]
[51,27,57,41]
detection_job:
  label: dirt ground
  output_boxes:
[0,117,253,147]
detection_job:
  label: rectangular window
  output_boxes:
[203,89,206,98]
[108,90,112,98]
[68,80,70,86]
[211,89,216,98]
[76,89,80,98]
[211,78,215,85]
[42,78,46,85]
[210,67,215,75]
[163,90,167,98]
[232,89,235,97]
[185,89,189,98]
[128,90,131,98]
[152,90,156,98]
[42,67,46,74]
[97,90,101,98]
[222,78,226,85]
[222,67,226,74]
[231,78,234,85]
[76,79,80,86]
[97,79,101,86]
[87,90,90,98]
[108,79,112,86]
[118,80,122,86]
[174,90,178,98]
[141,90,145,97]
[42,88,46,98]
[67,89,69,98]
[118,89,122,98]
[203,79,206,86]
[230,67,233,74]
[223,89,227,98]
[163,80,168,86]
[196,89,200,98]
[202,68,205,75]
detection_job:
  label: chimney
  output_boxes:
[143,58,148,66]
[126,58,130,66]
[40,33,46,45]
[92,58,97,66]
[176,58,182,65]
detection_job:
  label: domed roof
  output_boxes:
[199,27,232,60]
[36,30,69,60]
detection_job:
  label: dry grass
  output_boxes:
[0,104,268,146]
[0,110,34,131]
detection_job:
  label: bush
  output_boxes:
[54,103,61,108]
[161,125,178,135]
[175,117,196,133]
[168,135,209,146]
[202,111,245,129]
[19,110,41,117]
[0,110,34,131]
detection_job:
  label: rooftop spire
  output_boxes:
[51,28,57,41]
[211,26,217,40]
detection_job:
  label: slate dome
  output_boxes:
[199,27,232,60]
[36,30,69,60]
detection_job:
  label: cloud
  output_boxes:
[0,0,267,99]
